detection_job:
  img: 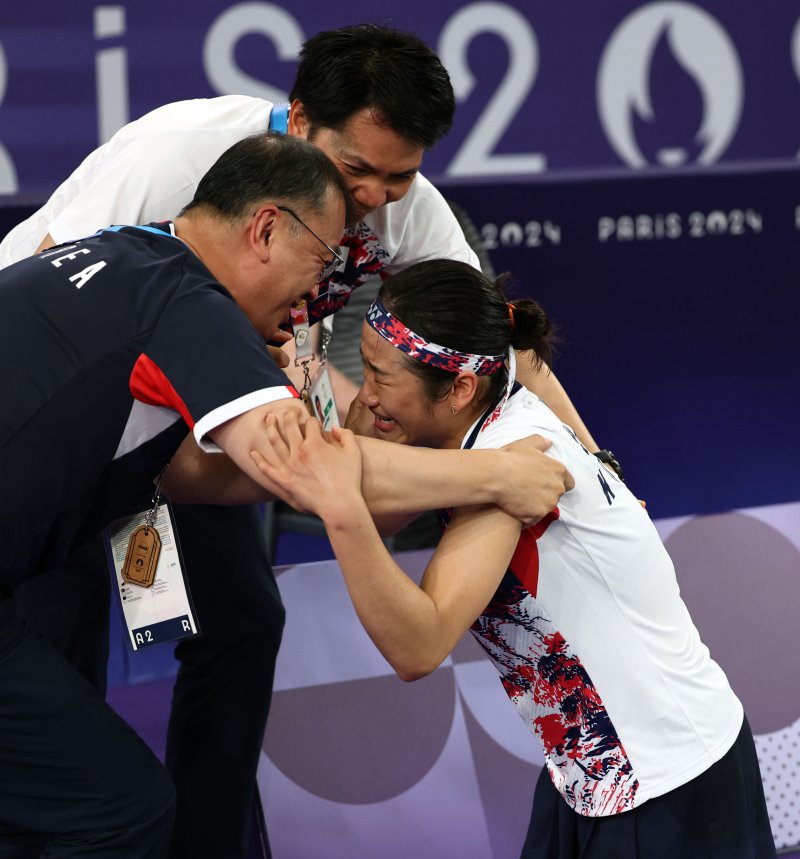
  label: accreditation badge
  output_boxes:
[103,499,199,651]
[290,299,314,362]
[309,363,340,430]
[289,301,339,427]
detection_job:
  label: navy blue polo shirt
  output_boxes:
[0,223,294,588]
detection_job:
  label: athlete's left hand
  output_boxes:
[250,411,363,518]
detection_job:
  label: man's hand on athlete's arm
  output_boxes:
[250,410,574,527]
[163,398,310,505]
[495,434,574,523]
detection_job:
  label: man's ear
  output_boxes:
[288,99,310,139]
[250,205,279,262]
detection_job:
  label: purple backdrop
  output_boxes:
[1,1,800,195]
[441,163,800,520]
[2,3,798,853]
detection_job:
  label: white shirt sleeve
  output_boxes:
[0,96,272,266]
[47,132,204,243]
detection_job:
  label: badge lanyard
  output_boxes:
[103,469,199,651]
[289,300,340,430]
[480,349,517,432]
[468,348,518,445]
[120,468,166,588]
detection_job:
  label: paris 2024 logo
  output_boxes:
[597,2,743,168]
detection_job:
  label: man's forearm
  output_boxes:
[357,437,506,517]
[163,432,273,505]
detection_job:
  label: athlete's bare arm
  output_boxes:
[249,415,523,680]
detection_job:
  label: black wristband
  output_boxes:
[594,449,624,482]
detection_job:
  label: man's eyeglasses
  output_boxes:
[277,205,344,283]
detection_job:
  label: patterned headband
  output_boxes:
[365,296,506,375]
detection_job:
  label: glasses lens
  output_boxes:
[320,251,342,282]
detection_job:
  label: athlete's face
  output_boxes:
[356,324,458,448]
[290,103,424,222]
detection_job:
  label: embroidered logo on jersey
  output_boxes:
[470,573,639,817]
[306,222,390,325]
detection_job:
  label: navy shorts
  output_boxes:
[521,715,776,858]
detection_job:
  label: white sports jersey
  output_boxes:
[444,386,743,817]
[0,96,478,312]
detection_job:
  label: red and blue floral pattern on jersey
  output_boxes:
[305,222,390,325]
[471,568,639,817]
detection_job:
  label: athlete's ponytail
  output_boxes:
[507,297,553,366]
